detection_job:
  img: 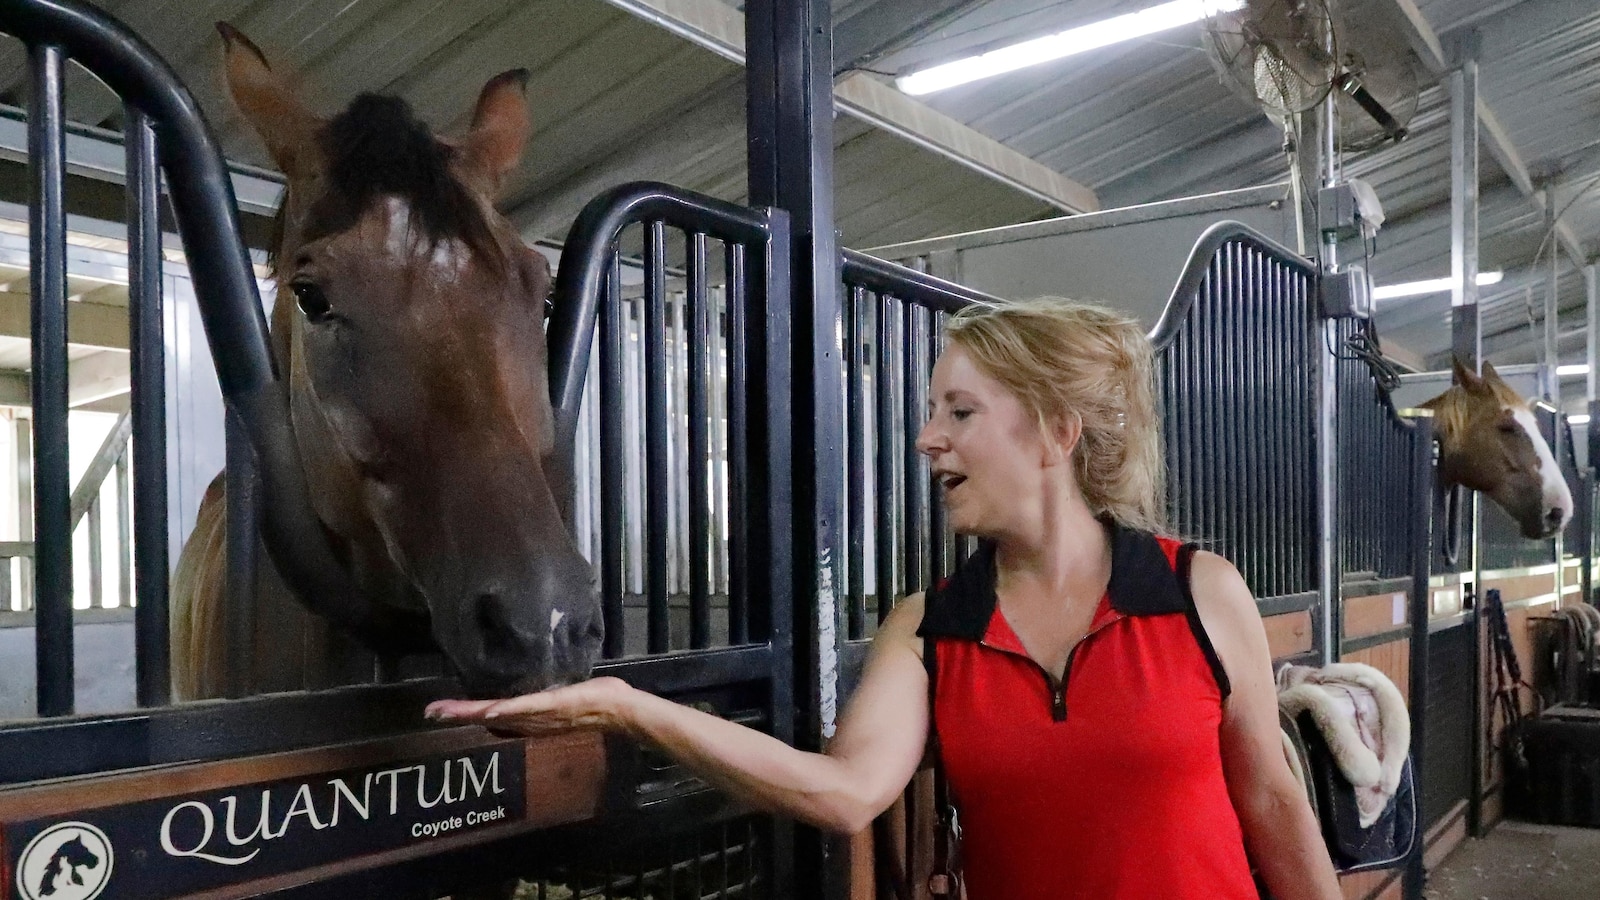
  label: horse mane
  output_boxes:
[273,94,505,273]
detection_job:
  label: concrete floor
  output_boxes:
[1424,821,1600,900]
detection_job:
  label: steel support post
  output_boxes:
[1588,264,1598,605]
[1317,78,1341,664]
[746,0,847,895]
[1449,55,1491,839]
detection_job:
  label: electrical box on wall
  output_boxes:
[1318,180,1385,243]
[1321,265,1372,319]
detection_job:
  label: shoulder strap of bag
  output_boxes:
[923,633,962,896]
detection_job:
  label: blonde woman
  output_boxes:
[427,299,1341,899]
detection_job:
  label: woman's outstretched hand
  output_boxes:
[424,676,636,737]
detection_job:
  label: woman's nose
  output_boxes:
[914,418,942,456]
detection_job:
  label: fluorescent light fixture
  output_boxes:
[1370,271,1504,301]
[896,0,1247,96]
[1557,364,1590,377]
[1569,414,1591,425]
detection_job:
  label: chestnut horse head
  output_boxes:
[218,24,600,696]
[1421,357,1573,540]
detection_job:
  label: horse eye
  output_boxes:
[291,281,333,323]
[1498,422,1519,435]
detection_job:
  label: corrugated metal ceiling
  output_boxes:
[0,0,1595,374]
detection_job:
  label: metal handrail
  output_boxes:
[1149,220,1316,350]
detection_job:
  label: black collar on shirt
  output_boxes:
[917,518,1190,641]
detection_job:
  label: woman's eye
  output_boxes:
[291,281,333,323]
[952,409,973,421]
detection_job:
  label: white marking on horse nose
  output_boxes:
[385,197,412,259]
[1509,405,1573,519]
[550,608,566,637]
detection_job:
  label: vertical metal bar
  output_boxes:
[903,303,926,594]
[115,454,130,611]
[1405,416,1435,900]
[223,411,257,698]
[127,104,169,701]
[687,232,712,649]
[726,243,749,645]
[600,253,626,658]
[644,221,670,654]
[927,308,947,582]
[875,293,895,624]
[846,286,867,640]
[30,43,73,718]
[88,497,103,609]
[1586,264,1597,607]
[1546,194,1561,402]
[0,558,11,612]
[1450,61,1481,371]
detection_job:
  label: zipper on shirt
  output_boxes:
[982,613,1124,723]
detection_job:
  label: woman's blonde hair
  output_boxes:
[943,297,1167,534]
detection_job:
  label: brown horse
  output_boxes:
[171,25,601,701]
[1422,357,1573,540]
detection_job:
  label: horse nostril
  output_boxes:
[475,593,522,663]
[1546,507,1565,526]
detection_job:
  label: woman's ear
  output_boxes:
[1045,413,1083,466]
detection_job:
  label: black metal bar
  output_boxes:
[644,221,670,655]
[726,242,750,646]
[846,287,867,641]
[839,250,1000,313]
[903,303,926,594]
[927,309,948,583]
[224,411,257,699]
[126,105,169,706]
[875,292,896,623]
[687,232,712,650]
[600,253,626,659]
[29,41,72,718]
[1405,416,1434,900]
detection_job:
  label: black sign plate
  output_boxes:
[4,741,525,900]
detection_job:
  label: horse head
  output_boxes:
[1421,356,1573,540]
[220,25,601,697]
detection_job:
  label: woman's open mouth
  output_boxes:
[937,472,967,493]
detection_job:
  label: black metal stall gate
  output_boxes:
[0,3,802,898]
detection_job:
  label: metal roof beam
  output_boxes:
[593,0,1098,213]
[1384,0,1589,265]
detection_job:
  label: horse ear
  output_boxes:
[460,69,532,194]
[1451,355,1482,389]
[218,23,321,177]
[1480,359,1507,386]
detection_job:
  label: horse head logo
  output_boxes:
[14,823,113,900]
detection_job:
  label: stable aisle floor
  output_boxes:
[1423,821,1600,899]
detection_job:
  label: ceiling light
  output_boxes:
[1557,364,1590,377]
[1371,271,1504,301]
[896,0,1247,96]
[1569,414,1591,425]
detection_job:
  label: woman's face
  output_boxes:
[915,344,1066,538]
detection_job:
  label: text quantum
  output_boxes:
[3,741,526,899]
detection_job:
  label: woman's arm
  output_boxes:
[1190,552,1342,900]
[426,594,932,835]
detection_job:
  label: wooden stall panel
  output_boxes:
[1266,611,1315,661]
[1343,592,1409,641]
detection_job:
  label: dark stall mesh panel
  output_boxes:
[1424,624,1475,826]
[514,817,766,900]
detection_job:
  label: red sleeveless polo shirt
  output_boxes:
[917,524,1258,900]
